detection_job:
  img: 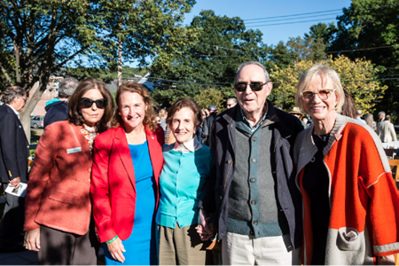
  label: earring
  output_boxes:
[118,112,121,115]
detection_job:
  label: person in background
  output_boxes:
[24,78,114,264]
[377,111,385,125]
[226,97,237,109]
[44,77,79,128]
[289,106,306,128]
[0,86,28,253]
[204,61,303,265]
[377,113,397,143]
[201,105,217,147]
[158,109,167,132]
[201,109,209,120]
[355,110,366,123]
[365,113,377,131]
[341,89,356,119]
[91,82,164,265]
[156,98,214,265]
[301,117,309,129]
[294,64,398,264]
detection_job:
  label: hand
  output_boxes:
[377,255,395,265]
[195,209,214,241]
[9,177,20,189]
[24,228,41,251]
[107,238,126,263]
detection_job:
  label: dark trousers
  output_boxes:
[39,223,99,265]
[0,183,25,249]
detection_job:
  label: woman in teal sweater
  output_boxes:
[156,98,215,265]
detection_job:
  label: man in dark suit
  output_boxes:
[0,86,29,252]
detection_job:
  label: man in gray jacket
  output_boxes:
[202,61,303,265]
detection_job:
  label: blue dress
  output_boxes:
[104,141,157,265]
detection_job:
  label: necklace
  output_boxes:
[316,134,328,142]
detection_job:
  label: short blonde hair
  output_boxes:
[295,64,345,114]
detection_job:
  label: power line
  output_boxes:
[243,9,342,22]
[245,12,341,24]
[327,45,397,54]
[246,17,338,27]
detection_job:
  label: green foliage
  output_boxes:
[150,10,267,107]
[270,55,387,113]
[194,88,225,112]
[329,0,399,113]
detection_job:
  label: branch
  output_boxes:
[0,61,13,86]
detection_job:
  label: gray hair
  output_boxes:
[356,110,362,116]
[235,61,270,82]
[1,86,26,104]
[58,77,79,98]
[378,111,386,117]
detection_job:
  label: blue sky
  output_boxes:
[183,0,352,46]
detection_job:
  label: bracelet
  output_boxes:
[106,235,118,244]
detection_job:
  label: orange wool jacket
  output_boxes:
[24,121,94,235]
[294,114,399,265]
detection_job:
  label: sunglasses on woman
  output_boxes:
[79,97,108,109]
[234,82,268,92]
[301,89,336,101]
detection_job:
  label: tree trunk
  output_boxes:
[117,36,123,88]
[20,82,45,143]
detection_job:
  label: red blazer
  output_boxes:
[24,121,93,235]
[91,125,164,243]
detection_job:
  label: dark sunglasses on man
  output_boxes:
[234,82,269,92]
[79,97,108,109]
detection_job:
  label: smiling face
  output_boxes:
[119,91,148,132]
[79,89,105,127]
[302,74,338,123]
[170,107,196,144]
[235,64,272,117]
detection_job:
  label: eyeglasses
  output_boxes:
[234,82,268,92]
[301,89,336,101]
[79,97,108,109]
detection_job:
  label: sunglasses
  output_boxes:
[301,89,336,101]
[79,97,108,109]
[234,82,268,92]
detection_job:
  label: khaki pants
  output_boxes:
[222,232,300,265]
[157,223,209,265]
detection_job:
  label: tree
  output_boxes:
[0,0,196,140]
[304,22,337,46]
[329,0,398,112]
[287,36,327,61]
[270,55,387,113]
[194,88,225,111]
[150,10,268,107]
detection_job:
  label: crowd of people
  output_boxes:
[0,61,398,265]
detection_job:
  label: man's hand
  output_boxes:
[107,238,126,263]
[24,228,41,251]
[9,177,20,189]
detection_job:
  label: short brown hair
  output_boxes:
[112,82,158,132]
[166,98,202,132]
[68,78,114,133]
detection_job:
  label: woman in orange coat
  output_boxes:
[91,82,164,265]
[23,78,114,264]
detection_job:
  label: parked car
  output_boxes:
[30,116,44,129]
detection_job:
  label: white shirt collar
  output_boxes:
[6,104,20,119]
[173,135,202,153]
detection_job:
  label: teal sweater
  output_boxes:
[156,144,213,229]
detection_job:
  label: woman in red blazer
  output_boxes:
[91,82,164,265]
[23,78,114,264]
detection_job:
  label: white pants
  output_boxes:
[222,232,300,265]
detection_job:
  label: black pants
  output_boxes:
[0,183,25,249]
[39,223,99,265]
